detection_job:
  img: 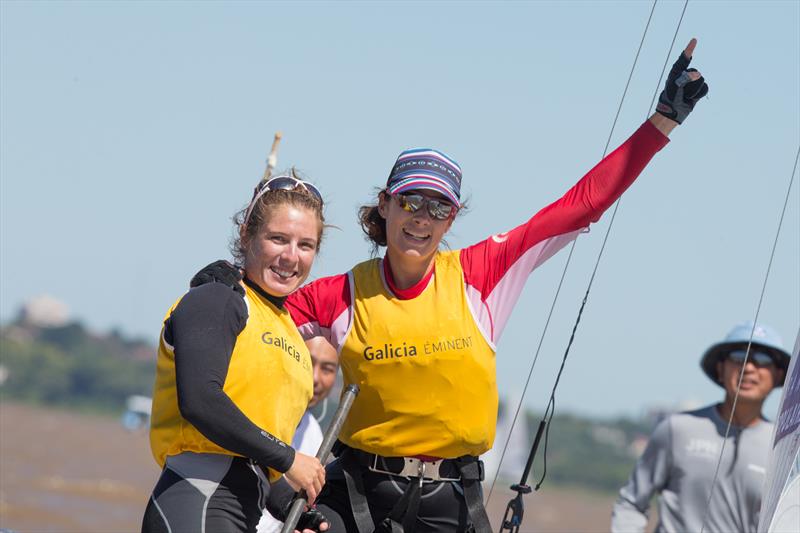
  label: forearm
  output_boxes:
[462,120,668,292]
[459,120,669,344]
[648,112,679,137]
[177,377,295,472]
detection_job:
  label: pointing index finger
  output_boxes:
[684,38,697,59]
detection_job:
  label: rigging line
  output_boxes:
[539,0,689,427]
[647,0,690,114]
[599,0,661,157]
[700,144,800,533]
[483,236,578,506]
[505,0,692,505]
[532,0,689,480]
[482,0,660,507]
[528,0,689,490]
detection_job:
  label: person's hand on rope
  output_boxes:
[189,259,244,296]
[284,451,326,504]
[656,38,709,124]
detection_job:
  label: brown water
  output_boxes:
[0,403,158,532]
[0,402,621,532]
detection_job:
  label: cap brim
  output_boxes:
[700,341,790,387]
[387,182,460,207]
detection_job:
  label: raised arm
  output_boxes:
[459,39,708,345]
[460,119,667,344]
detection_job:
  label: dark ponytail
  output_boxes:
[358,190,388,255]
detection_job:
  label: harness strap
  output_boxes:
[341,452,376,533]
[338,444,491,533]
[454,457,492,533]
[376,479,421,533]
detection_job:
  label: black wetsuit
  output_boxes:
[142,282,300,533]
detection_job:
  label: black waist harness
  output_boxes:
[334,442,492,533]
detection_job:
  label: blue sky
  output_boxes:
[2,0,798,418]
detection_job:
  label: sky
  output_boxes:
[1,0,798,420]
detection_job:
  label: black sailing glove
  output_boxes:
[655,50,709,124]
[296,507,329,532]
[265,478,329,532]
[189,260,245,297]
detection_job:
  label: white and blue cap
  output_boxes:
[386,148,462,207]
[701,320,791,386]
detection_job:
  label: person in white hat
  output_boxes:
[611,321,790,533]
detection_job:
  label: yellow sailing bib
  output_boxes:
[340,251,497,458]
[150,284,313,480]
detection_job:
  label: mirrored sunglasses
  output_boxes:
[395,193,456,221]
[726,349,775,367]
[244,174,323,225]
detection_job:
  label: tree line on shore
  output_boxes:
[0,318,155,412]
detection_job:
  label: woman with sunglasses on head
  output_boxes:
[194,41,708,532]
[142,170,330,533]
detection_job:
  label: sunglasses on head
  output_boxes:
[244,173,323,225]
[255,174,323,203]
[726,349,775,367]
[393,193,457,221]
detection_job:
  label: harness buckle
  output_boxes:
[368,455,461,483]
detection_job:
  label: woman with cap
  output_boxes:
[611,320,789,533]
[142,170,330,533]
[193,41,708,532]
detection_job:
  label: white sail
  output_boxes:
[759,327,800,532]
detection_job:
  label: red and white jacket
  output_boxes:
[286,121,669,351]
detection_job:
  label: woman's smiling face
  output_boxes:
[378,191,455,266]
[242,204,320,297]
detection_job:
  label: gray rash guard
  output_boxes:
[611,404,773,533]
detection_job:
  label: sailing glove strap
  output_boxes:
[656,51,709,124]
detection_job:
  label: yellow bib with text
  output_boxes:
[341,251,497,458]
[150,284,313,480]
